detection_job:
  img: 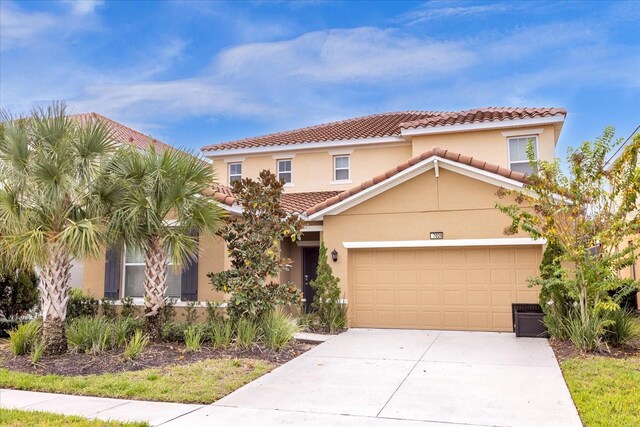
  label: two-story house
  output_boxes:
[80,107,568,331]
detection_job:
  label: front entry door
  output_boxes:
[302,247,320,313]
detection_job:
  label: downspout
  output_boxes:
[434,159,440,178]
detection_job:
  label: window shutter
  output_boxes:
[104,246,122,299]
[181,237,199,301]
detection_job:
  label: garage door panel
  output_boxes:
[350,246,541,332]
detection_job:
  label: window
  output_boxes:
[123,247,181,299]
[277,159,292,184]
[333,155,350,181]
[508,136,538,175]
[228,162,242,184]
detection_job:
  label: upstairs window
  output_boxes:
[277,159,292,184]
[123,247,181,299]
[508,136,538,175]
[228,162,242,184]
[333,155,350,181]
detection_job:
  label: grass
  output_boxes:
[559,317,640,427]
[0,358,273,404]
[0,408,148,427]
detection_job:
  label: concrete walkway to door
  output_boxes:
[170,329,582,426]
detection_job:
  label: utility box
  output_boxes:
[512,303,548,338]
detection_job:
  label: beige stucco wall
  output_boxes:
[410,125,558,166]
[209,143,412,192]
[321,168,538,296]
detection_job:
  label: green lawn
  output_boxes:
[0,408,149,427]
[0,358,273,404]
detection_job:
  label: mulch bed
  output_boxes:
[549,338,640,364]
[0,341,314,376]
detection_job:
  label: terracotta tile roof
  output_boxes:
[203,107,565,152]
[69,113,175,152]
[399,107,566,130]
[304,147,527,216]
[202,184,340,214]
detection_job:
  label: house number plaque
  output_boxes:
[430,232,444,240]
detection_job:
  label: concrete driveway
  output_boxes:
[167,329,581,426]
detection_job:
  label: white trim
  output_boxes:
[228,162,242,186]
[296,240,321,247]
[333,154,350,182]
[342,238,546,249]
[113,299,228,308]
[330,180,352,185]
[222,157,246,163]
[400,115,565,137]
[203,136,406,157]
[302,225,323,232]
[217,202,243,215]
[507,135,539,172]
[328,148,354,155]
[501,128,544,137]
[306,155,525,220]
[276,158,293,185]
[272,153,296,159]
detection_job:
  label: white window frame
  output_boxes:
[332,155,351,183]
[507,135,539,173]
[228,162,242,185]
[121,246,180,301]
[277,158,293,186]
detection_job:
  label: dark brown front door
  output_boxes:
[302,247,320,313]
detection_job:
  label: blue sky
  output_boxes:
[1,0,639,158]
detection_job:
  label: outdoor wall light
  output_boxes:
[331,249,338,262]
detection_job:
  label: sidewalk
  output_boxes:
[0,389,202,426]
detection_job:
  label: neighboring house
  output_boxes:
[78,107,575,331]
[198,107,567,331]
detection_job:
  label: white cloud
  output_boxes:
[63,0,104,16]
[397,0,515,25]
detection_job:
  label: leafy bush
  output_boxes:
[184,302,201,325]
[310,242,343,329]
[31,340,46,365]
[210,320,233,348]
[100,298,117,319]
[66,289,99,321]
[123,330,149,360]
[113,317,143,348]
[120,297,139,318]
[236,318,259,349]
[184,325,203,352]
[66,317,113,354]
[206,301,222,323]
[209,170,304,322]
[324,301,348,334]
[605,309,638,347]
[261,310,300,350]
[161,321,185,342]
[9,319,41,356]
[0,320,20,338]
[160,298,177,323]
[564,313,607,352]
[0,269,39,320]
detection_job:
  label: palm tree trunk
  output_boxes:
[144,236,168,341]
[39,246,71,354]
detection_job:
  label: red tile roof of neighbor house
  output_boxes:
[69,113,176,152]
[202,107,566,152]
[304,147,528,216]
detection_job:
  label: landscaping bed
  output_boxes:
[1,340,312,376]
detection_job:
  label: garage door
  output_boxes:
[349,246,541,331]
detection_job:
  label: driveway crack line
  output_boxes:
[375,330,442,418]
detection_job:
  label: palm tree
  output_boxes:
[0,103,119,354]
[109,145,224,340]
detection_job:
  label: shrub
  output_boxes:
[210,320,233,348]
[310,242,343,328]
[0,269,39,320]
[30,340,46,365]
[261,310,300,350]
[123,330,149,360]
[161,321,185,342]
[120,296,139,318]
[236,318,259,349]
[100,298,118,319]
[325,301,348,334]
[184,302,201,325]
[206,301,222,323]
[605,309,638,347]
[0,320,20,338]
[66,317,113,354]
[9,319,41,356]
[564,313,607,352]
[160,298,177,324]
[66,289,99,321]
[184,325,203,352]
[113,317,143,348]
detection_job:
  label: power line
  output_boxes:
[604,124,640,166]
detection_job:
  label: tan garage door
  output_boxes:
[349,246,541,331]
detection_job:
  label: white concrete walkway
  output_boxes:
[1,329,582,426]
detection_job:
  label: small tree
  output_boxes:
[310,242,342,329]
[497,129,639,349]
[208,170,304,321]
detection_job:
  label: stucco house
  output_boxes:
[80,107,571,331]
